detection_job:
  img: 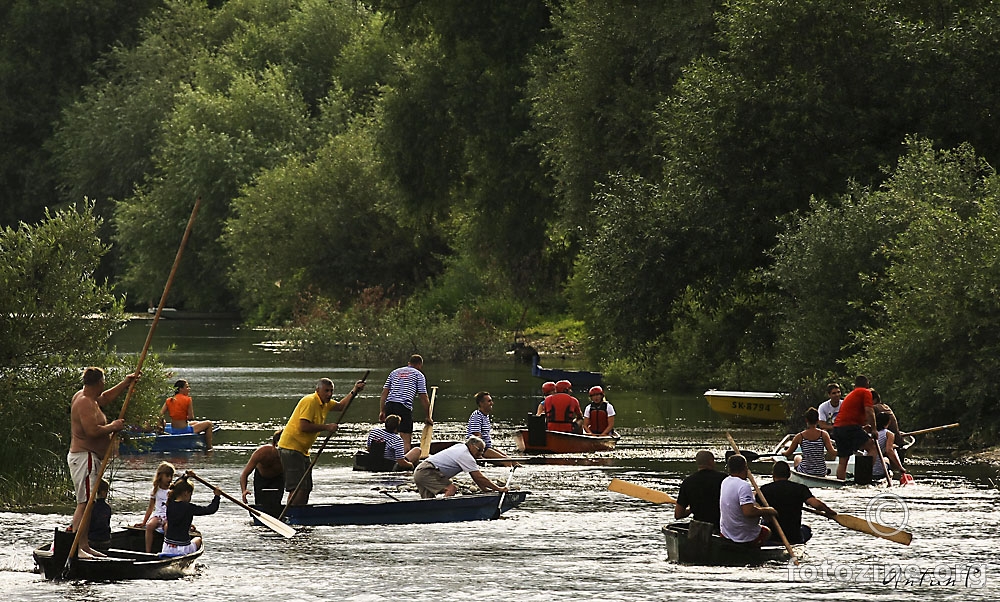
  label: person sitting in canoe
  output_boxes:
[582,386,616,436]
[817,382,842,431]
[368,414,422,471]
[159,379,214,450]
[240,430,284,506]
[674,450,726,529]
[413,436,509,498]
[160,475,220,557]
[871,410,907,482]
[719,454,777,546]
[467,391,517,465]
[535,381,556,416]
[541,380,583,433]
[759,461,836,544]
[783,407,836,477]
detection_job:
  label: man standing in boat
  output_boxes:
[278,378,365,505]
[831,375,879,480]
[817,382,842,431]
[67,366,138,557]
[719,454,777,545]
[542,380,583,433]
[674,450,726,529]
[758,461,836,544]
[240,429,284,506]
[379,354,431,452]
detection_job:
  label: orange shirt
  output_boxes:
[166,393,192,422]
[834,387,872,427]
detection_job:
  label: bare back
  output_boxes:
[252,444,283,478]
[69,389,114,456]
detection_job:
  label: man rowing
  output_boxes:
[719,454,777,545]
[674,450,726,529]
[759,461,836,544]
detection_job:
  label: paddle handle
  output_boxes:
[65,196,201,568]
[186,472,247,513]
[335,370,370,424]
[725,432,798,565]
[495,465,517,518]
[900,422,959,437]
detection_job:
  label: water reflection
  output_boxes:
[1,321,998,600]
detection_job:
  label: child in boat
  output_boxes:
[783,407,836,477]
[871,411,907,482]
[88,479,113,554]
[160,475,220,557]
[135,461,174,553]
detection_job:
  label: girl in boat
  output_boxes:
[135,461,175,553]
[160,475,220,557]
[871,410,907,482]
[159,379,214,450]
[783,407,835,477]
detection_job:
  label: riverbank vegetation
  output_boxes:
[5,0,1000,460]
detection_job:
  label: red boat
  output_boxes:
[514,416,619,453]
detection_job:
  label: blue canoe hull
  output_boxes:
[120,426,219,454]
[530,356,603,388]
[253,491,529,526]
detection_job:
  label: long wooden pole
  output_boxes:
[899,422,959,437]
[278,370,369,521]
[65,197,202,570]
[725,432,798,565]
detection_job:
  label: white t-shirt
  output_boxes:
[719,475,761,543]
[426,442,479,478]
[817,400,840,424]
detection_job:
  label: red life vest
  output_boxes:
[544,393,581,432]
[588,402,609,434]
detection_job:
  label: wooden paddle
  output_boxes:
[64,196,202,571]
[419,385,438,460]
[802,506,912,545]
[725,432,798,565]
[493,465,518,519]
[900,422,959,437]
[279,370,369,520]
[608,478,677,505]
[185,471,295,538]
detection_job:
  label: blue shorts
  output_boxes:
[165,424,194,434]
[832,425,871,457]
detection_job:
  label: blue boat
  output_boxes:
[253,491,529,526]
[119,425,220,454]
[530,354,603,388]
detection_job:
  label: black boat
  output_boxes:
[33,527,202,581]
[661,521,792,566]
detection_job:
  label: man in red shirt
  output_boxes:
[543,380,583,433]
[832,375,878,480]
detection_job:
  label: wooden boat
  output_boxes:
[661,521,791,566]
[531,354,603,388]
[33,527,202,581]
[120,425,221,454]
[253,491,529,526]
[788,470,851,489]
[513,424,618,454]
[769,433,916,487]
[704,390,787,422]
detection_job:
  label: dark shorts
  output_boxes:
[385,401,414,433]
[254,469,285,507]
[832,425,871,457]
[279,448,312,493]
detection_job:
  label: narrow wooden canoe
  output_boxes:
[531,354,603,388]
[788,470,851,489]
[33,527,202,581]
[513,429,618,454]
[253,491,529,526]
[120,425,221,454]
[704,390,787,422]
[661,522,791,566]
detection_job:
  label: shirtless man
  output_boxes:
[67,366,138,556]
[240,430,285,506]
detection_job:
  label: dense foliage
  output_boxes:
[6,0,1000,441]
[0,205,168,506]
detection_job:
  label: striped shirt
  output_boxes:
[872,429,889,478]
[467,409,492,448]
[366,427,405,461]
[382,366,427,410]
[794,436,828,477]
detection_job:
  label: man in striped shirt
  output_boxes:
[379,354,431,452]
[467,391,517,466]
[367,415,422,470]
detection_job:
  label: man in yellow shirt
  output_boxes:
[278,377,365,505]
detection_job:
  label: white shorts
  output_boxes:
[160,540,198,557]
[67,451,101,504]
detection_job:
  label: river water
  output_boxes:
[1,320,998,600]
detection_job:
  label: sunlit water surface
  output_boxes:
[1,321,997,601]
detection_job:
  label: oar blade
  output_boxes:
[835,513,912,545]
[419,386,438,459]
[608,478,676,505]
[251,508,297,539]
